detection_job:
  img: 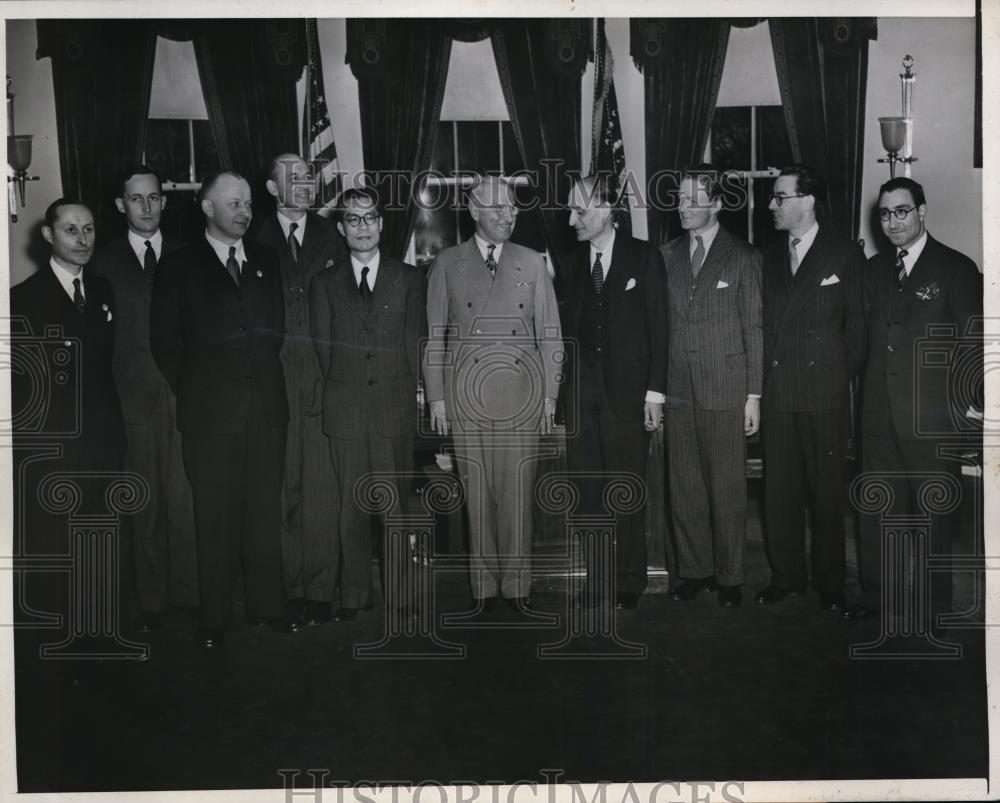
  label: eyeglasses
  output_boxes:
[878,206,917,222]
[343,212,380,228]
[768,193,809,207]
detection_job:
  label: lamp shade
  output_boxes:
[7,134,32,172]
[879,117,907,154]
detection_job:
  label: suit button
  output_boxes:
[366,353,372,360]
[515,359,520,365]
[772,360,779,367]
[887,346,894,352]
[474,358,479,363]
[519,303,524,309]
[808,360,815,367]
[467,302,472,308]
[596,347,603,353]
[475,329,482,334]
[512,329,517,335]
[364,328,372,334]
[368,380,375,386]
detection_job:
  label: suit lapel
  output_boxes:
[41,265,87,336]
[665,238,691,310]
[334,257,366,320]
[458,238,495,316]
[896,235,939,311]
[369,256,399,316]
[690,228,733,305]
[778,229,837,326]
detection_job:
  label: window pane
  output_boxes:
[430,121,455,175]
[414,183,457,270]
[144,119,191,184]
[192,120,220,181]
[501,121,524,173]
[756,105,792,171]
[456,121,501,173]
[709,107,751,171]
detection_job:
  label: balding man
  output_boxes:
[151,170,291,647]
[252,154,344,626]
[424,176,561,612]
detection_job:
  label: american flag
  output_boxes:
[302,18,340,211]
[591,19,630,231]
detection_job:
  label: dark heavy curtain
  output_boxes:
[346,20,452,260]
[193,20,306,217]
[632,19,730,245]
[491,19,591,286]
[36,20,157,243]
[769,18,876,241]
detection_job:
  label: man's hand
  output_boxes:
[745,396,761,436]
[540,397,557,435]
[430,400,449,436]
[644,400,663,432]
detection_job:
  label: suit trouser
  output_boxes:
[281,405,338,601]
[567,358,650,597]
[328,428,413,609]
[762,406,847,593]
[124,397,198,612]
[182,394,286,630]
[857,423,957,613]
[453,423,538,600]
[667,402,747,586]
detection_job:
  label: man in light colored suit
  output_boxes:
[424,176,561,612]
[309,187,425,621]
[660,166,762,608]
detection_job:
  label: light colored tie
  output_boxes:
[691,235,705,278]
[485,244,497,279]
[789,237,801,276]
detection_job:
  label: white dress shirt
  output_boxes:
[127,229,163,267]
[897,230,928,276]
[474,234,505,264]
[50,258,83,301]
[277,211,307,247]
[790,220,820,265]
[205,231,247,273]
[351,250,381,291]
[689,220,720,261]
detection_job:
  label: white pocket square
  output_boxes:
[716,280,729,289]
[820,274,840,286]
[625,278,637,291]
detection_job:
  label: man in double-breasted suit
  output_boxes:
[561,174,667,611]
[758,164,865,613]
[253,153,344,626]
[151,171,291,647]
[849,176,982,621]
[309,187,425,620]
[90,166,197,630]
[424,176,561,611]
[661,166,762,608]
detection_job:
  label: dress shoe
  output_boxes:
[506,597,531,612]
[818,591,846,612]
[718,585,743,607]
[754,584,806,605]
[196,626,225,648]
[669,577,717,601]
[843,603,878,620]
[333,605,373,622]
[615,592,639,610]
[246,614,299,633]
[133,611,163,632]
[303,600,332,625]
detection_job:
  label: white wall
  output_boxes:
[859,17,981,265]
[6,19,63,287]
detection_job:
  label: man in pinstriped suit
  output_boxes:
[661,166,763,609]
[757,164,866,613]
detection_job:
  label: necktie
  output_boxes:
[72,277,85,315]
[225,246,241,287]
[691,235,705,278]
[896,248,909,289]
[288,222,300,263]
[789,237,802,277]
[485,244,497,279]
[360,266,372,310]
[592,252,604,295]
[143,240,157,284]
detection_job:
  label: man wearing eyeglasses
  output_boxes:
[757,164,866,614]
[847,176,982,622]
[309,187,426,622]
[253,153,345,627]
[423,176,561,614]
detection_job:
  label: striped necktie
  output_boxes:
[895,248,909,289]
[592,252,604,294]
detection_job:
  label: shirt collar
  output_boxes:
[49,257,84,299]
[791,221,820,259]
[689,221,720,255]
[474,234,504,263]
[277,211,307,243]
[127,229,163,264]
[205,230,246,267]
[899,230,928,273]
[590,227,616,265]
[351,250,381,286]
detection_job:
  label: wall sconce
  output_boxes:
[877,55,917,178]
[7,77,40,223]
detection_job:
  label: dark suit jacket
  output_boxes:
[762,228,866,412]
[309,253,425,439]
[150,236,288,434]
[251,212,346,414]
[90,234,184,423]
[560,233,668,423]
[861,233,982,440]
[10,264,126,462]
[661,226,762,411]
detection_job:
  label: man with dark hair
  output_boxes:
[151,170,292,647]
[561,173,667,611]
[252,153,344,626]
[310,186,425,620]
[757,164,865,613]
[90,165,197,631]
[848,176,982,621]
[424,176,561,612]
[661,165,762,608]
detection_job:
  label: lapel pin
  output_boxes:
[256,270,263,278]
